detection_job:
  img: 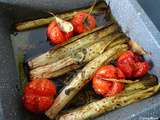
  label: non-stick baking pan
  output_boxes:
[0,0,160,120]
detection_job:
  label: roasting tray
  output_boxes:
[0,0,160,120]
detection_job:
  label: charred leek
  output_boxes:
[28,23,119,69]
[45,44,128,119]
[59,74,157,115]
[30,33,128,79]
[58,81,159,120]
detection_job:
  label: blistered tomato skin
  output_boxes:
[117,50,135,65]
[133,61,149,78]
[117,50,149,78]
[22,79,56,113]
[116,67,126,79]
[93,77,113,96]
[22,95,53,113]
[92,65,125,97]
[47,21,73,45]
[71,12,96,34]
[64,31,73,40]
[48,24,65,44]
[117,62,133,78]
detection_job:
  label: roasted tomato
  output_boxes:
[92,65,125,97]
[47,20,73,45]
[71,12,96,34]
[117,50,149,78]
[133,61,149,78]
[117,51,135,78]
[22,79,56,113]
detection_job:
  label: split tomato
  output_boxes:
[71,12,96,34]
[117,50,149,78]
[92,65,125,97]
[22,79,56,113]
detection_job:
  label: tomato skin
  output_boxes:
[117,68,126,79]
[47,21,57,37]
[95,66,119,78]
[71,12,96,34]
[22,95,53,113]
[117,50,135,65]
[47,21,73,45]
[117,62,133,78]
[48,22,65,45]
[117,50,149,78]
[92,65,125,97]
[22,79,56,113]
[64,31,73,40]
[93,77,113,96]
[133,61,149,78]
[108,82,125,96]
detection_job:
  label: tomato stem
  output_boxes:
[89,0,97,14]
[82,0,97,28]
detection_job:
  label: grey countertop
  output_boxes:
[138,0,160,32]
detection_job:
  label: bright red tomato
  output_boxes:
[71,12,96,34]
[47,21,73,45]
[133,61,149,78]
[22,79,56,113]
[92,65,125,97]
[117,50,149,78]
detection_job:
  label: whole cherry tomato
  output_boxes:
[117,50,149,78]
[47,20,73,45]
[71,12,96,34]
[92,65,125,97]
[22,79,56,113]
